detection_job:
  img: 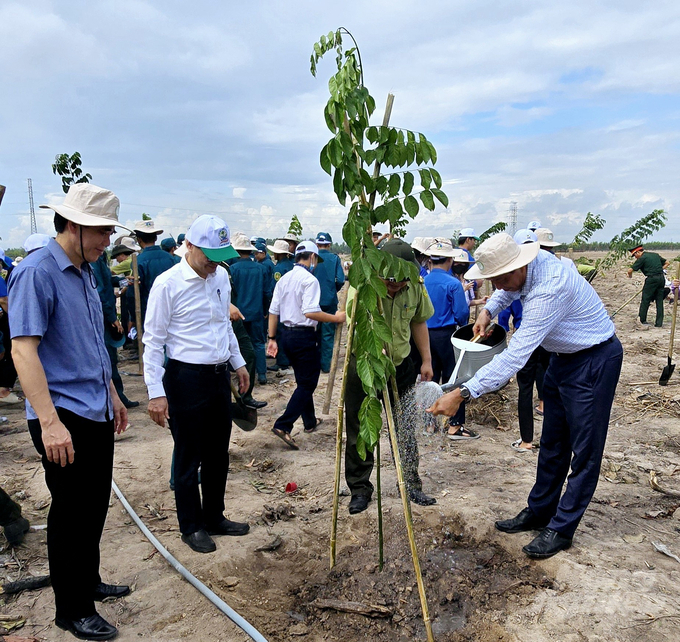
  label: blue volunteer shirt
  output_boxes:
[314,249,345,308]
[424,268,470,329]
[8,240,113,422]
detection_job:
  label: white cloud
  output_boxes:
[232,188,247,199]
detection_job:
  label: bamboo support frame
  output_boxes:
[323,284,349,415]
[376,440,384,571]
[131,253,144,374]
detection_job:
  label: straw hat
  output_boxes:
[535,228,560,248]
[231,232,258,252]
[39,183,129,229]
[464,233,539,280]
[267,239,292,255]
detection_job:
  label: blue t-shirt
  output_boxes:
[314,249,345,308]
[424,268,470,329]
[0,276,7,298]
[8,240,113,422]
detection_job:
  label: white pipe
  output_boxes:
[111,480,269,642]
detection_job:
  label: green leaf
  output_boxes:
[359,281,377,312]
[358,396,383,452]
[419,134,431,163]
[388,173,401,198]
[404,195,419,218]
[359,168,375,193]
[402,171,414,196]
[431,188,449,207]
[369,273,388,298]
[366,126,379,143]
[320,144,332,175]
[430,168,442,189]
[427,141,437,164]
[329,139,343,167]
[373,316,392,343]
[420,189,435,211]
[419,168,432,190]
[356,353,374,390]
[333,167,346,205]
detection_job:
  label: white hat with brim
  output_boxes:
[464,233,539,280]
[231,232,258,252]
[535,228,561,248]
[267,239,293,255]
[133,219,164,234]
[186,215,239,261]
[279,233,300,243]
[39,183,130,230]
[451,248,471,263]
[295,240,324,262]
[424,238,456,258]
[411,237,436,254]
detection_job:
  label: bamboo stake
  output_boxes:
[131,253,144,374]
[323,284,349,415]
[376,440,384,571]
[330,292,359,569]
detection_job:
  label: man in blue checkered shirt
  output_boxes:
[429,233,623,559]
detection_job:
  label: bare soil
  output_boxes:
[2,258,680,641]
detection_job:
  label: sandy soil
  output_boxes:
[2,257,680,642]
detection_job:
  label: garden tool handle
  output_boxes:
[470,322,496,344]
[669,262,680,359]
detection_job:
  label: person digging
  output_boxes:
[627,245,669,327]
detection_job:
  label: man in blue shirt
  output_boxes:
[9,184,129,641]
[429,233,622,559]
[457,227,479,263]
[230,233,273,384]
[160,237,181,264]
[313,232,345,372]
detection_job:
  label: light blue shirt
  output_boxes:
[465,250,615,398]
[8,240,113,422]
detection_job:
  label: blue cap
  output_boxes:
[254,241,267,253]
[316,232,332,244]
[250,236,266,246]
[177,233,185,244]
[160,237,177,251]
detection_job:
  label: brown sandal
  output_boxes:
[304,418,324,433]
[271,427,299,450]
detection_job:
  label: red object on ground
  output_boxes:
[285,482,298,493]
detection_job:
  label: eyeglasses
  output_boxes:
[384,276,409,284]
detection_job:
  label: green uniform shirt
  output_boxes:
[632,252,665,277]
[348,279,434,366]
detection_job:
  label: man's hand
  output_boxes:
[267,339,278,358]
[420,361,434,382]
[230,304,245,322]
[149,396,170,428]
[112,390,128,435]
[334,311,347,324]
[42,418,75,467]
[427,389,463,417]
[472,308,492,338]
[627,269,633,278]
[112,320,124,335]
[235,365,249,394]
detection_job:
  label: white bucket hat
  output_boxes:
[411,237,436,254]
[186,215,239,261]
[535,227,560,248]
[464,233,539,280]
[133,219,163,235]
[39,183,129,229]
[230,231,258,252]
[451,248,471,263]
[118,236,141,252]
[267,239,293,255]
[279,232,300,243]
[424,238,456,258]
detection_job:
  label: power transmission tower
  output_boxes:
[27,178,37,234]
[508,201,518,237]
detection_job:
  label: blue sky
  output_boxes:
[1,0,679,248]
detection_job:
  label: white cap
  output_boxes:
[23,233,51,254]
[527,220,541,231]
[295,240,324,262]
[459,228,480,240]
[513,229,538,245]
[185,215,239,261]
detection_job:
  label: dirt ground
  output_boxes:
[2,255,680,642]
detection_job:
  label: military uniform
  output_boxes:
[314,248,345,371]
[128,245,175,327]
[631,251,666,326]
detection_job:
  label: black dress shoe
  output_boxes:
[522,528,572,559]
[409,489,437,506]
[123,399,140,409]
[55,613,118,640]
[207,518,250,537]
[348,495,371,515]
[243,398,267,409]
[495,507,550,533]
[94,582,130,601]
[181,529,216,553]
[3,516,30,546]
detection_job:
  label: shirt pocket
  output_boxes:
[400,305,416,323]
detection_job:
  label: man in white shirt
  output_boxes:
[266,241,346,450]
[143,215,250,554]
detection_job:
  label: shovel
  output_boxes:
[230,381,258,431]
[659,263,680,386]
[609,287,644,320]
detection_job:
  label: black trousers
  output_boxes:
[273,326,321,433]
[344,355,422,497]
[640,274,665,326]
[232,319,256,401]
[0,312,17,389]
[516,345,551,443]
[28,408,114,620]
[164,360,233,534]
[106,343,128,403]
[428,325,465,426]
[0,485,22,526]
[527,336,623,538]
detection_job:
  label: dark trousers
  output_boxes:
[275,322,290,368]
[319,303,338,372]
[640,274,665,326]
[274,326,321,433]
[527,336,623,538]
[428,326,465,426]
[0,486,22,526]
[28,408,114,620]
[243,318,266,376]
[164,360,233,535]
[0,312,17,389]
[106,343,129,403]
[344,355,422,497]
[516,346,551,443]
[233,319,256,401]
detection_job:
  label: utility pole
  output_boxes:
[27,178,37,234]
[508,201,518,237]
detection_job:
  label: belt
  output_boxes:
[167,358,229,374]
[282,325,316,332]
[554,335,616,358]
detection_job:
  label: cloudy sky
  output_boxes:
[1,0,678,249]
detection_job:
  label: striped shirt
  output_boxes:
[465,250,615,398]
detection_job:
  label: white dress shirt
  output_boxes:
[269,264,322,328]
[143,258,246,399]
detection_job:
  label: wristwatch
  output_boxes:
[268,336,277,340]
[458,385,471,400]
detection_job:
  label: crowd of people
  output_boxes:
[1,181,677,640]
